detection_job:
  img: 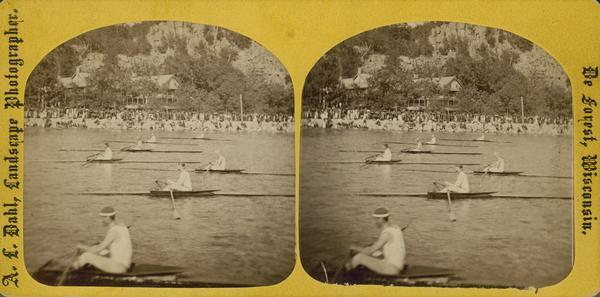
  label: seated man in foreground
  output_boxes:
[345,207,406,276]
[73,206,132,274]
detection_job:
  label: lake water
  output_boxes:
[24,127,295,286]
[299,128,572,288]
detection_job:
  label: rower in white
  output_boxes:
[131,137,144,150]
[90,143,113,161]
[406,138,423,152]
[483,152,505,173]
[147,133,157,143]
[374,144,392,161]
[437,165,470,193]
[476,134,485,141]
[73,206,132,274]
[163,163,192,191]
[426,134,437,145]
[205,150,226,171]
[345,207,406,275]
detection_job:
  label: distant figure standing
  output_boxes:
[437,165,470,193]
[73,207,132,274]
[345,207,406,275]
[483,152,505,173]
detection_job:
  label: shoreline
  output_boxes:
[301,118,571,136]
[25,117,295,133]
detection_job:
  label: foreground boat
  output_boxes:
[33,257,250,287]
[472,171,522,176]
[426,191,496,199]
[33,257,185,287]
[313,262,454,286]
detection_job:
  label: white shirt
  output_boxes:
[455,171,470,192]
[381,225,406,269]
[108,224,132,268]
[213,156,226,170]
[491,157,505,172]
[176,170,192,191]
[381,148,392,161]
[97,147,112,160]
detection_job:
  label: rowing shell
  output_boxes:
[60,149,203,153]
[313,263,453,286]
[86,158,123,163]
[73,190,293,198]
[359,192,571,200]
[194,169,245,174]
[28,160,208,164]
[386,142,478,148]
[160,137,231,141]
[121,149,204,153]
[439,138,512,143]
[106,140,200,145]
[365,160,403,164]
[33,258,251,287]
[472,171,523,176]
[400,149,482,155]
[428,191,496,199]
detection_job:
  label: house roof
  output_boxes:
[413,76,462,91]
[340,68,372,90]
[59,67,90,89]
[132,74,179,90]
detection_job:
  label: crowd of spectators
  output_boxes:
[25,107,294,133]
[302,107,572,136]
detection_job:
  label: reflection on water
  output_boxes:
[300,129,572,288]
[24,128,294,286]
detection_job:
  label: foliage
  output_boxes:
[25,21,291,115]
[302,22,570,118]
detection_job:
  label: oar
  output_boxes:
[169,189,181,220]
[446,192,457,222]
[82,153,102,167]
[57,249,80,285]
[332,250,354,283]
[361,154,380,168]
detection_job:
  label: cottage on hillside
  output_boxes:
[126,74,180,109]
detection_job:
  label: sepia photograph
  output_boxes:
[24,21,295,287]
[300,22,572,288]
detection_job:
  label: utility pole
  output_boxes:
[520,95,524,123]
[240,94,243,122]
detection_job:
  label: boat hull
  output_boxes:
[33,261,248,287]
[427,191,496,199]
[314,263,453,286]
[473,171,522,176]
[88,158,123,163]
[365,160,402,164]
[149,190,218,197]
[194,169,245,174]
